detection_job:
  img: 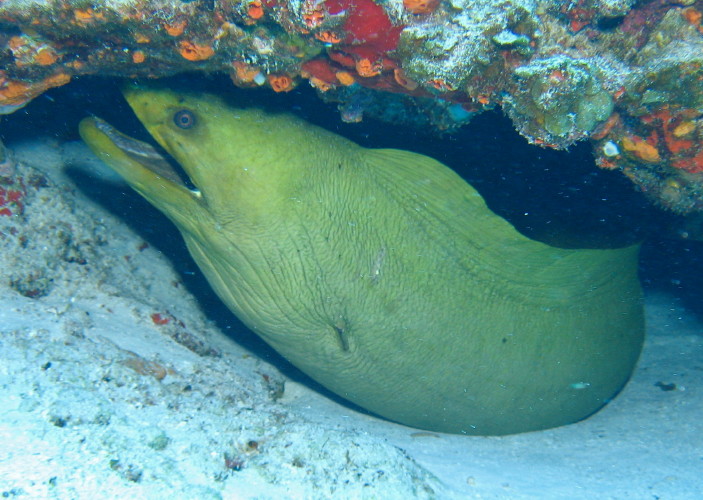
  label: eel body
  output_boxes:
[79,84,644,435]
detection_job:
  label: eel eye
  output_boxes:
[173,109,196,129]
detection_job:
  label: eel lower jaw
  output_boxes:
[92,117,202,198]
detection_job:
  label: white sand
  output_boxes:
[1,139,701,499]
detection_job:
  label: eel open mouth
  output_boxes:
[91,117,198,194]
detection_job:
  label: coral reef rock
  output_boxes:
[1,0,702,211]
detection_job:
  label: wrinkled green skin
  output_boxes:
[80,85,645,435]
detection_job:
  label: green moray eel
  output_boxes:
[79,84,644,435]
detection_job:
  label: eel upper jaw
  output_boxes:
[92,117,202,199]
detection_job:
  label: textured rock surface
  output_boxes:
[1,0,703,211]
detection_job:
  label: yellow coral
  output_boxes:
[621,136,661,163]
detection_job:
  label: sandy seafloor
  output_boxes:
[1,136,702,500]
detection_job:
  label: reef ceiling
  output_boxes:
[1,0,702,213]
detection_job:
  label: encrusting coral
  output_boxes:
[1,0,702,212]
